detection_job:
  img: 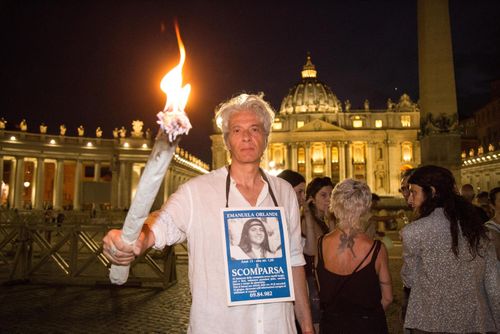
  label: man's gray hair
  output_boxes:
[330,179,372,231]
[215,93,275,149]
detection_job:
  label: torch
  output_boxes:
[109,23,192,285]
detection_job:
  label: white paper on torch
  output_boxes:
[109,131,178,285]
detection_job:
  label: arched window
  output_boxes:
[401,142,413,162]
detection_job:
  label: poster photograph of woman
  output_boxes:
[228,217,283,260]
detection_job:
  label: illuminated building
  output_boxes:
[211,56,421,196]
[0,123,209,210]
[460,81,500,190]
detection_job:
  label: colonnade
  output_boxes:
[266,138,419,196]
[2,155,206,210]
[0,131,209,211]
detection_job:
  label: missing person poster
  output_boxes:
[221,207,295,306]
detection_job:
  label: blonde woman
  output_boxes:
[316,179,392,333]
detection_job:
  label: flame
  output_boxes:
[160,23,191,112]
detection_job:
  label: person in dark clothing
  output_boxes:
[277,169,306,208]
[461,184,489,222]
[317,179,392,334]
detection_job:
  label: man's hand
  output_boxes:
[103,229,148,265]
[303,198,313,215]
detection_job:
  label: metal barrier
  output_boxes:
[0,211,177,289]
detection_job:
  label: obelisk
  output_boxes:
[418,0,461,175]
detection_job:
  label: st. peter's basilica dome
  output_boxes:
[279,55,342,114]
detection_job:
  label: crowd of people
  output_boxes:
[277,166,500,334]
[103,93,499,334]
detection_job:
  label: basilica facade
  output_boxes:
[211,56,421,196]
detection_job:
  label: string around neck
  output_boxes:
[225,165,279,208]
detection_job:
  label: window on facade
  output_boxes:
[401,142,413,162]
[401,115,411,127]
[353,143,365,163]
[375,120,383,128]
[298,147,305,164]
[84,166,95,178]
[273,118,282,130]
[331,146,339,163]
[100,166,112,181]
[312,144,324,163]
[297,121,305,128]
[353,120,363,128]
[271,144,284,166]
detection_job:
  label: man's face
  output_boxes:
[227,110,266,165]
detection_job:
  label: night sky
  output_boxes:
[1,1,499,164]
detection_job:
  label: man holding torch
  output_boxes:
[103,93,314,333]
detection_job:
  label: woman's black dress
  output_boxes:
[316,238,388,334]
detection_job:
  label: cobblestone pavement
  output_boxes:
[0,259,405,334]
[0,264,191,334]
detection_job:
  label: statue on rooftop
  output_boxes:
[131,120,144,138]
[20,119,28,131]
[364,99,370,111]
[113,128,119,138]
[345,100,351,112]
[60,124,67,136]
[96,127,103,138]
[387,98,395,111]
[78,125,84,137]
[40,123,47,134]
[0,118,6,129]
[119,126,126,138]
[478,146,484,155]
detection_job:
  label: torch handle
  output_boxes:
[109,132,178,285]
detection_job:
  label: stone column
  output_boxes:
[14,157,24,209]
[118,162,126,209]
[118,161,131,209]
[345,142,353,178]
[283,144,289,170]
[305,143,311,183]
[8,159,15,208]
[339,142,346,181]
[53,159,64,210]
[418,0,461,174]
[111,165,119,209]
[383,139,391,195]
[290,143,298,171]
[325,142,332,178]
[73,160,82,210]
[94,162,101,182]
[366,142,375,190]
[34,157,45,210]
[387,140,400,195]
